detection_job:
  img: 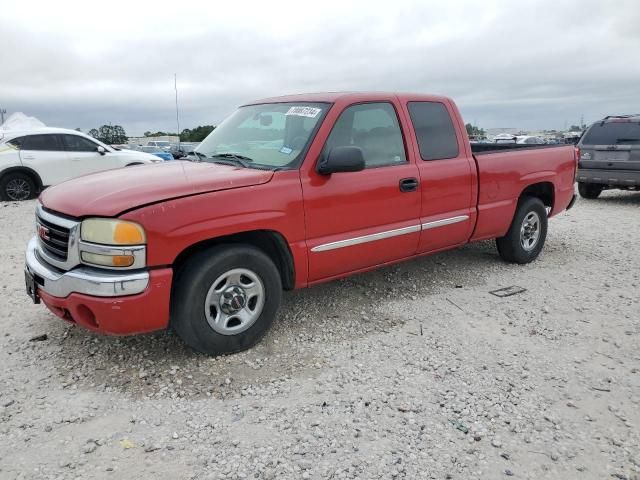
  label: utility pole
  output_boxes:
[0,108,6,125]
[174,74,180,149]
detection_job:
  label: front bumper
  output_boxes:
[25,236,172,335]
[25,237,149,297]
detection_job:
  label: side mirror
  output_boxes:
[317,146,365,175]
[96,146,106,155]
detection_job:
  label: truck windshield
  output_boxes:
[195,102,329,169]
[582,122,640,145]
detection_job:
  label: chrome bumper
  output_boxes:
[25,237,149,298]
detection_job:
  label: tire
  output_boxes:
[0,172,37,201]
[578,182,603,199]
[496,196,548,264]
[171,245,282,355]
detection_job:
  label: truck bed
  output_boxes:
[470,144,577,242]
[471,143,570,155]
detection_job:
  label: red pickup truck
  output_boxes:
[25,92,577,355]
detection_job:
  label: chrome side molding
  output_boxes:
[421,215,469,230]
[312,215,470,252]
[311,225,421,252]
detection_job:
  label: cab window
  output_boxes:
[324,102,407,168]
[407,102,459,160]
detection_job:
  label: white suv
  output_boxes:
[0,128,162,201]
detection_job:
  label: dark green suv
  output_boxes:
[577,115,640,198]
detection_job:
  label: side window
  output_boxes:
[22,134,64,152]
[324,102,407,168]
[407,102,459,160]
[6,136,25,149]
[63,134,100,152]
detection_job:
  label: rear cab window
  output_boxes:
[407,102,459,160]
[582,121,640,145]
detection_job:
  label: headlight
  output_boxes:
[81,219,146,245]
[79,219,146,269]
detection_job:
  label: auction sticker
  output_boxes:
[285,106,321,118]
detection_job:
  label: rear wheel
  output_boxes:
[578,182,603,199]
[496,196,548,264]
[0,172,36,201]
[171,245,282,355]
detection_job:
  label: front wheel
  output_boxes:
[578,182,603,199]
[496,196,548,264]
[0,172,36,201]
[171,245,282,355]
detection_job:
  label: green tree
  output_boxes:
[465,123,485,137]
[180,125,215,142]
[144,131,178,137]
[89,125,128,144]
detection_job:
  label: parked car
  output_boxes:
[146,140,172,151]
[139,146,173,161]
[24,92,577,355]
[516,135,546,145]
[576,115,640,198]
[0,128,162,201]
[170,142,199,159]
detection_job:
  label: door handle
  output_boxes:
[399,177,419,192]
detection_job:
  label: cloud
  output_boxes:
[1,0,639,134]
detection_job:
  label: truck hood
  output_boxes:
[40,161,274,217]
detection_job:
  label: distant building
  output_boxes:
[485,128,519,137]
[128,135,179,146]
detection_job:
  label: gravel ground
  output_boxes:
[0,192,638,480]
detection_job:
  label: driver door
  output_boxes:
[301,101,421,282]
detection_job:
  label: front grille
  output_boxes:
[37,215,71,261]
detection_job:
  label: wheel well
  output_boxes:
[172,230,295,290]
[520,182,554,209]
[0,167,43,191]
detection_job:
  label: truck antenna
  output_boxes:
[174,74,181,150]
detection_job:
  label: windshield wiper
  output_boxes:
[209,153,255,168]
[192,151,207,161]
[212,153,254,162]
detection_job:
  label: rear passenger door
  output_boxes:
[301,101,421,282]
[403,100,477,253]
[19,134,70,186]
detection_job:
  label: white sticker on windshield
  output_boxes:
[285,106,322,118]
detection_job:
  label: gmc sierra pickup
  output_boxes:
[24,92,577,355]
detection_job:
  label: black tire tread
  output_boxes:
[578,182,603,199]
[171,244,282,356]
[496,196,548,264]
[0,172,37,201]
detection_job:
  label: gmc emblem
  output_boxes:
[37,224,50,241]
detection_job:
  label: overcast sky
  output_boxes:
[1,0,639,135]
